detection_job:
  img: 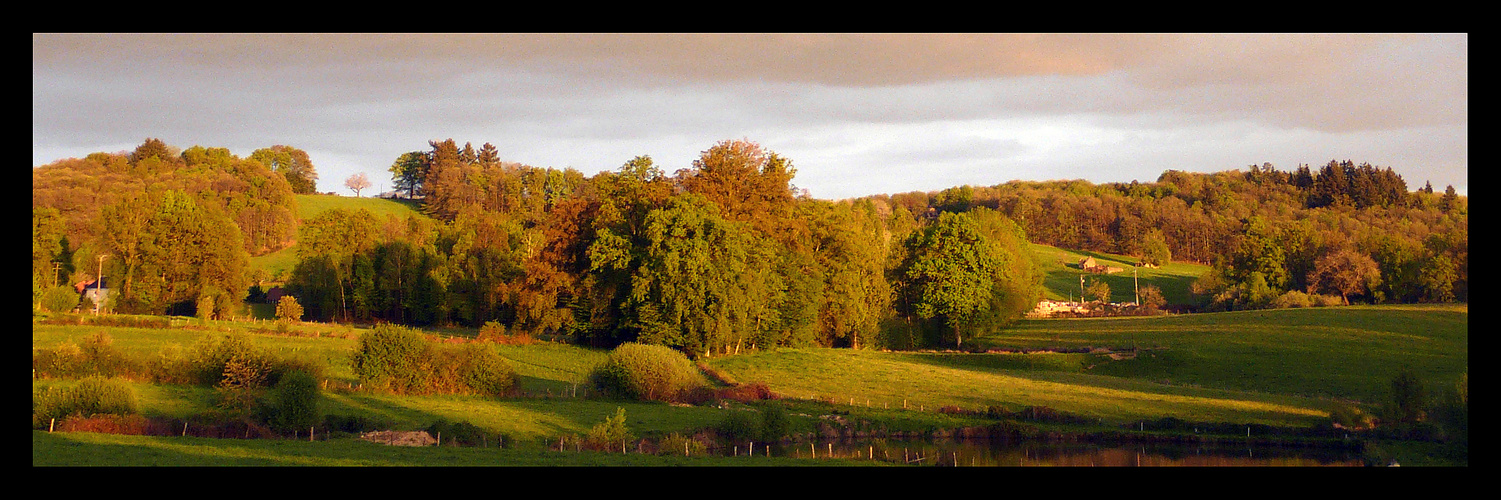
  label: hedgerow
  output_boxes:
[351,324,519,396]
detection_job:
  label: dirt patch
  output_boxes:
[360,430,436,447]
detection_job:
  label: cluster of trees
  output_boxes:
[33,139,311,316]
[285,138,1041,355]
[914,161,1466,311]
[34,136,1467,354]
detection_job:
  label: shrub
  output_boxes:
[658,432,709,456]
[32,333,137,379]
[275,295,303,323]
[268,369,322,432]
[426,418,499,447]
[718,410,761,443]
[758,403,791,442]
[351,324,431,393]
[1271,290,1314,309]
[39,285,79,313]
[353,324,519,396]
[586,407,635,452]
[33,377,138,424]
[588,342,702,402]
[186,333,271,387]
[450,344,520,396]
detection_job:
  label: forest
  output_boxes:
[33,138,1468,356]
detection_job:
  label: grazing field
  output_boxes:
[249,194,428,281]
[32,303,1466,466]
[1027,243,1207,306]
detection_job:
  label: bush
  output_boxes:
[351,324,431,393]
[426,418,499,447]
[268,369,322,432]
[450,344,520,396]
[275,295,303,324]
[32,332,136,379]
[34,377,138,424]
[658,432,709,456]
[758,404,791,442]
[718,410,761,443]
[39,285,79,313]
[586,407,635,452]
[588,342,702,402]
[353,324,519,396]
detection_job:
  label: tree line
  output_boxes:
[291,138,1040,354]
[34,137,1466,354]
[33,139,314,316]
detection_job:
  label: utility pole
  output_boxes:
[1134,267,1140,305]
[95,254,108,315]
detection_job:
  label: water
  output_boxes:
[721,438,1363,466]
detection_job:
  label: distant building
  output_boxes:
[74,278,109,311]
[1078,257,1124,274]
[266,287,285,305]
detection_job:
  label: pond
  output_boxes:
[717,438,1364,466]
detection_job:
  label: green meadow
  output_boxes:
[33,302,1466,466]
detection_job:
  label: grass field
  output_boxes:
[1027,243,1207,306]
[249,194,428,281]
[33,296,1466,465]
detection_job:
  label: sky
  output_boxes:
[33,33,1468,200]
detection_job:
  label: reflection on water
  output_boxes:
[722,439,1363,466]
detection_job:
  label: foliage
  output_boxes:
[893,210,1041,348]
[33,377,139,424]
[589,342,702,402]
[350,324,432,393]
[39,286,79,313]
[657,432,710,456]
[586,407,635,453]
[350,324,518,396]
[275,295,304,325]
[268,369,322,432]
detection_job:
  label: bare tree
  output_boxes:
[345,172,371,198]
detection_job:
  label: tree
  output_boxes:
[345,172,371,197]
[1386,367,1427,426]
[275,295,304,324]
[894,212,1002,349]
[1086,278,1112,304]
[1140,229,1171,267]
[1307,247,1381,305]
[388,151,427,200]
[251,145,319,194]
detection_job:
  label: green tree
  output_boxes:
[627,193,769,357]
[275,295,304,324]
[388,151,427,200]
[1140,229,1171,267]
[269,369,321,432]
[1086,278,1112,304]
[251,145,319,194]
[895,212,1002,348]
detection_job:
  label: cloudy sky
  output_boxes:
[33,33,1467,199]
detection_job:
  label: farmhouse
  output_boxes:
[1078,257,1124,274]
[73,278,109,310]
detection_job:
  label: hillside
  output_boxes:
[249,194,430,282]
[1027,243,1207,307]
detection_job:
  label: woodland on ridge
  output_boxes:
[34,138,1467,355]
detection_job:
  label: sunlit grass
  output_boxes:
[707,348,1328,426]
